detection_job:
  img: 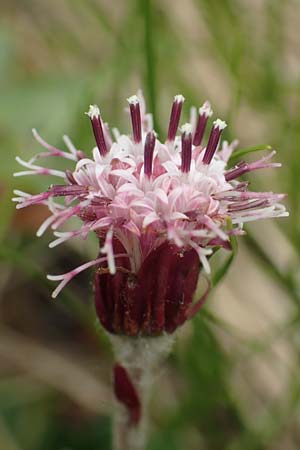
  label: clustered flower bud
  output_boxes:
[13,91,288,337]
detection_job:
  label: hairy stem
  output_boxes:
[110,334,175,450]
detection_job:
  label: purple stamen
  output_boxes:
[181,124,192,173]
[127,95,142,144]
[144,131,156,177]
[65,169,77,185]
[202,119,227,165]
[167,94,185,142]
[225,162,248,181]
[86,105,108,157]
[225,152,281,181]
[50,184,89,197]
[228,199,270,212]
[193,101,213,146]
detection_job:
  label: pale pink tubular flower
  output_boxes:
[13,91,288,336]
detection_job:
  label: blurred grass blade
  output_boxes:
[141,0,157,129]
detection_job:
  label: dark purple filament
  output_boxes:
[144,131,156,177]
[202,124,224,165]
[167,96,184,142]
[129,102,142,144]
[90,116,108,157]
[65,169,77,185]
[181,128,192,173]
[193,113,209,146]
[225,162,248,181]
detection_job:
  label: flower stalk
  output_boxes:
[110,334,175,450]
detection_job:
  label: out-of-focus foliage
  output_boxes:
[0,1,299,449]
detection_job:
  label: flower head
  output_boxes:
[13,91,288,335]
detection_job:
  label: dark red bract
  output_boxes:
[94,242,201,336]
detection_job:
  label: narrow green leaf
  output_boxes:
[228,144,273,165]
[212,235,238,288]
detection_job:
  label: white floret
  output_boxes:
[86,104,100,119]
[127,95,139,105]
[213,118,227,130]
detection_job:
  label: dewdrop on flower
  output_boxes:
[13,91,288,336]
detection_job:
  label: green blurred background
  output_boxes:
[0,1,299,449]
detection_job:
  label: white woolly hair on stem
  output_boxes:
[109,334,175,450]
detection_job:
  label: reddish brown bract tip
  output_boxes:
[113,364,141,425]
